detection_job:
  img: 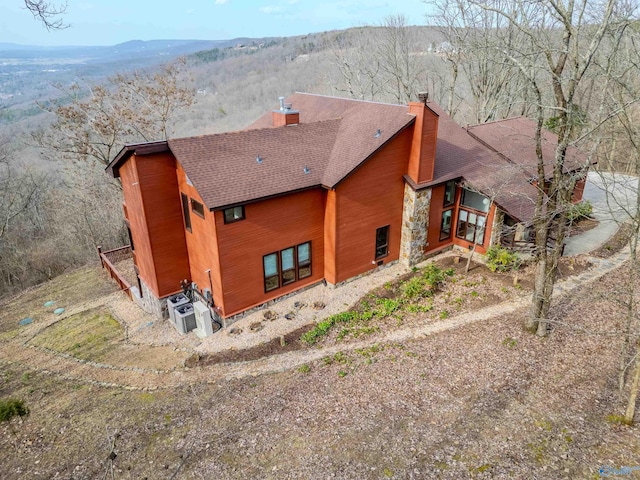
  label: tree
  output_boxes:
[594,21,640,423]
[375,14,426,104]
[437,0,635,336]
[427,0,533,123]
[24,0,68,30]
[36,60,194,169]
[327,17,437,105]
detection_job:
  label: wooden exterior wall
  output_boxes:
[572,177,586,203]
[214,189,326,317]
[176,163,224,310]
[330,128,413,283]
[407,102,438,184]
[121,152,190,298]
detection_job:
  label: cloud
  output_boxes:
[214,0,229,4]
[186,8,195,14]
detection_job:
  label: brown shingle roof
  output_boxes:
[108,93,583,224]
[248,93,416,187]
[467,116,591,178]
[168,119,341,210]
[420,103,538,223]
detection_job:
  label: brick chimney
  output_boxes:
[407,92,438,184]
[272,96,300,126]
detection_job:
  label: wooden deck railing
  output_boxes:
[97,245,133,299]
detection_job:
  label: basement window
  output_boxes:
[191,199,205,218]
[375,225,390,260]
[224,205,245,224]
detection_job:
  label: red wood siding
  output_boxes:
[407,102,438,184]
[135,153,191,297]
[120,156,157,293]
[215,189,326,317]
[332,128,412,283]
[324,189,338,285]
[572,177,586,203]
[176,163,224,309]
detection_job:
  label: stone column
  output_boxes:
[399,183,431,266]
[490,208,505,247]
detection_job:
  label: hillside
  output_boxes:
[0,239,637,478]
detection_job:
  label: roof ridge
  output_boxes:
[168,118,344,143]
[468,116,529,127]
[292,92,409,109]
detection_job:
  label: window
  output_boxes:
[443,180,456,207]
[264,253,279,292]
[181,193,192,232]
[440,209,453,240]
[456,209,487,245]
[224,205,245,223]
[298,242,311,279]
[281,247,296,285]
[375,225,390,260]
[461,188,490,213]
[263,242,312,293]
[191,199,205,218]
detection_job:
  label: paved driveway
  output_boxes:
[564,171,639,256]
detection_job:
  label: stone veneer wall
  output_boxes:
[490,208,505,247]
[399,183,432,266]
[131,278,169,319]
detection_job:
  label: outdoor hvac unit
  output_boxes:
[173,303,197,335]
[193,301,215,338]
[167,293,189,324]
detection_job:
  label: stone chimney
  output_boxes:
[407,91,437,184]
[272,96,300,126]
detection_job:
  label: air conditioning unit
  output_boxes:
[173,303,197,335]
[193,301,216,338]
[167,293,189,324]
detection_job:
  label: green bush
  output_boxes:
[485,246,521,272]
[375,298,401,317]
[567,200,593,222]
[0,399,29,423]
[401,276,429,299]
[301,311,358,344]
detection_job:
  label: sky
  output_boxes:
[0,0,431,46]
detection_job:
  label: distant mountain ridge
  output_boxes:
[0,38,267,61]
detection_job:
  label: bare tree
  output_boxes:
[326,19,434,105]
[24,0,68,30]
[445,0,636,337]
[375,14,426,104]
[426,0,532,123]
[35,60,194,169]
[325,29,383,101]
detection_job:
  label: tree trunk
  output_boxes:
[528,257,547,332]
[624,350,640,424]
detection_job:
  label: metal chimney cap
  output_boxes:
[278,96,286,111]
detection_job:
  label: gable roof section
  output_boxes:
[168,119,340,210]
[107,140,169,178]
[416,103,538,223]
[467,117,591,178]
[248,93,416,187]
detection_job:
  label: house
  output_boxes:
[106,93,588,322]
